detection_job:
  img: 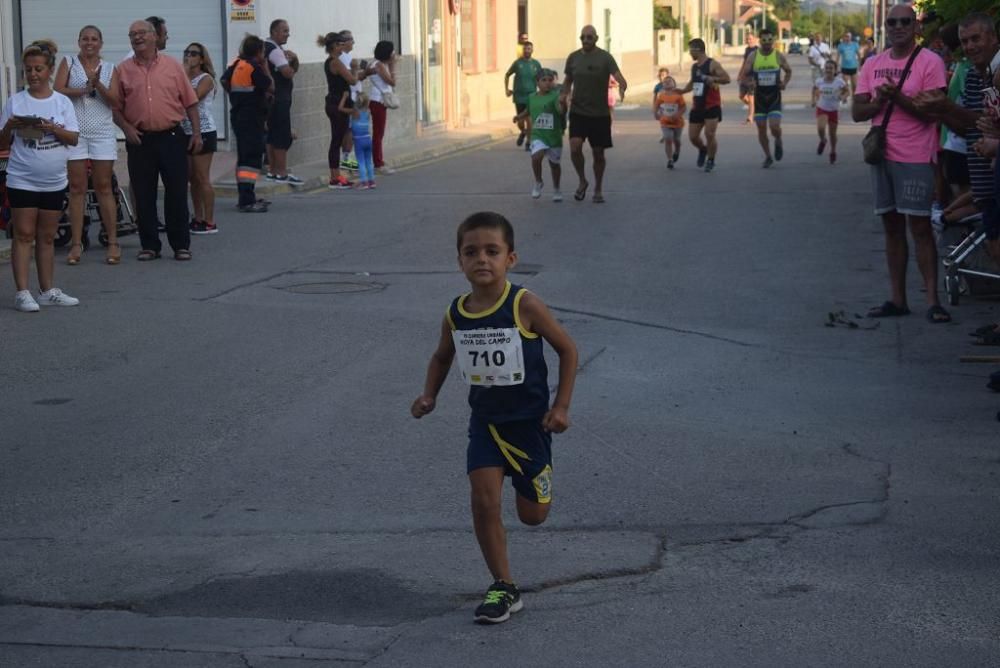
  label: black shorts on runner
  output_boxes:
[7,187,64,211]
[841,67,858,75]
[689,106,722,124]
[753,90,782,119]
[569,112,613,148]
[266,97,293,150]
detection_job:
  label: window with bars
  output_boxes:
[378,0,401,51]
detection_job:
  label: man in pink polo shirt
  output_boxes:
[116,19,200,262]
[853,4,951,323]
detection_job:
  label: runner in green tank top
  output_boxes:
[505,42,541,149]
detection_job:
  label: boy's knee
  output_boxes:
[517,502,550,526]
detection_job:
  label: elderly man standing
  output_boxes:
[560,24,627,204]
[264,18,301,185]
[853,4,950,322]
[117,20,200,261]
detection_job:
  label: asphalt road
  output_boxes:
[2,58,999,667]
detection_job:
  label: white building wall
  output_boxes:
[0,0,15,103]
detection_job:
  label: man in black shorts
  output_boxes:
[560,24,627,203]
[679,38,730,173]
[264,19,302,185]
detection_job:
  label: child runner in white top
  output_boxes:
[812,61,848,164]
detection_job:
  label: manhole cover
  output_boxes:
[277,281,384,295]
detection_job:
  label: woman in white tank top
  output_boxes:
[53,24,121,265]
[181,42,219,235]
[367,41,398,174]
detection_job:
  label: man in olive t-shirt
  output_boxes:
[505,41,542,148]
[560,24,627,203]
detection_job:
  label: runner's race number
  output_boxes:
[452,327,526,386]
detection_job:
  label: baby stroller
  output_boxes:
[53,160,137,250]
[939,212,1000,305]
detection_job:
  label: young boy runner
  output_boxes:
[504,42,541,150]
[653,76,686,169]
[411,211,578,624]
[812,60,848,164]
[513,69,566,201]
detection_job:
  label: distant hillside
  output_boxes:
[800,0,869,15]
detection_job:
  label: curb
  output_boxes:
[212,125,519,198]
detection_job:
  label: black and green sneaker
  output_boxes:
[473,580,523,624]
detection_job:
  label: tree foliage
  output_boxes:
[915,0,998,26]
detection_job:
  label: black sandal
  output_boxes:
[925,305,952,324]
[137,250,161,261]
[867,301,910,318]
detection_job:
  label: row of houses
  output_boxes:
[0,0,769,167]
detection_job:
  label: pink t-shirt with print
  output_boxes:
[856,47,946,164]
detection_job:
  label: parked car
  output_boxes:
[788,42,802,54]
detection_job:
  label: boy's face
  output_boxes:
[537,75,554,92]
[458,228,516,288]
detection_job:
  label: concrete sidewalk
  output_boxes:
[0,117,523,260]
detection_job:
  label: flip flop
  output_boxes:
[592,193,605,203]
[574,182,588,201]
[867,301,910,318]
[925,305,952,324]
[137,250,161,262]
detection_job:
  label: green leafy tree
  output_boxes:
[916,0,997,25]
[654,2,680,30]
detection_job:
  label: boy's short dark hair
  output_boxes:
[456,212,515,252]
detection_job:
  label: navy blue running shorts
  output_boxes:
[467,416,553,504]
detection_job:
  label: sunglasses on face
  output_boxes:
[580,35,596,40]
[183,49,202,57]
[128,30,149,38]
[885,17,913,28]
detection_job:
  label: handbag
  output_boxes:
[863,46,921,165]
[371,72,400,109]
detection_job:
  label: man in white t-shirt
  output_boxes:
[808,33,831,82]
[263,19,301,184]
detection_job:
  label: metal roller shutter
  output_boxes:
[18,0,227,137]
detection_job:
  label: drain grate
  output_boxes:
[276,280,385,295]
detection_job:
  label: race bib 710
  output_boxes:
[452,327,526,386]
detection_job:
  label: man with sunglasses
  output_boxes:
[560,25,627,203]
[737,28,791,168]
[853,4,950,323]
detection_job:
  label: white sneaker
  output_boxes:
[38,288,80,307]
[376,166,396,175]
[14,290,39,312]
[531,182,543,199]
[552,190,563,202]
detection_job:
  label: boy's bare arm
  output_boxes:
[519,293,578,433]
[412,318,456,418]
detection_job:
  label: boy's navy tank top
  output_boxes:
[447,282,549,423]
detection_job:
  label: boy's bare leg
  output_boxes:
[531,152,544,183]
[469,467,512,582]
[516,494,550,526]
[829,121,837,153]
[549,161,561,190]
